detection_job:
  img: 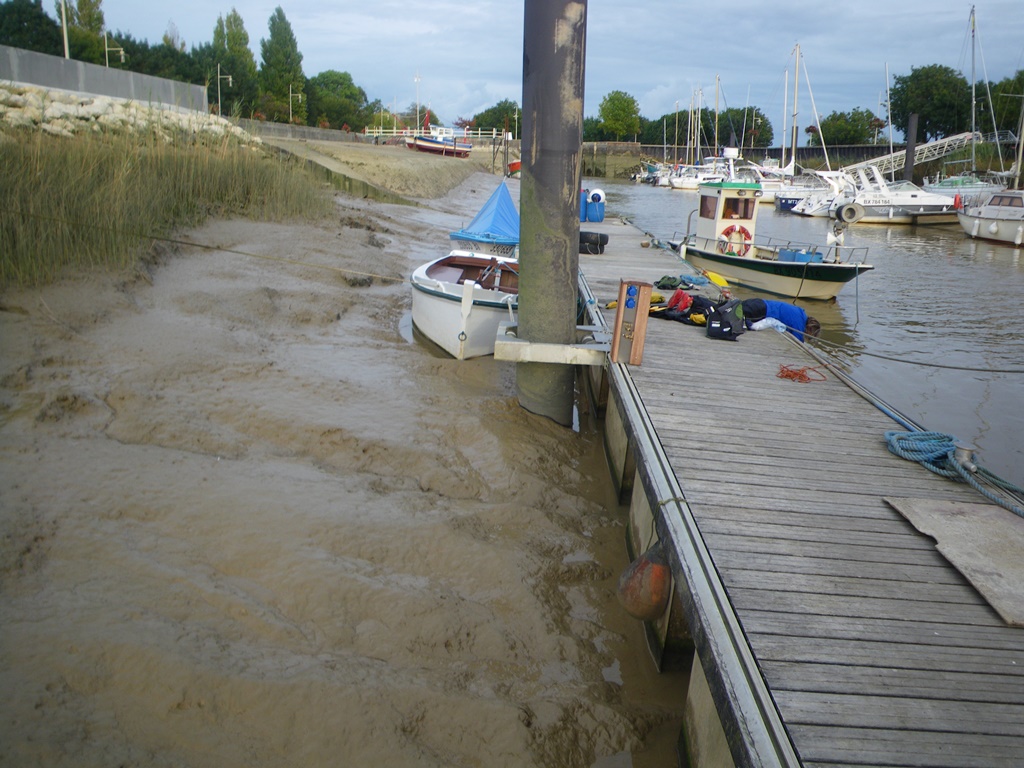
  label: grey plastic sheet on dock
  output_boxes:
[886,497,1024,627]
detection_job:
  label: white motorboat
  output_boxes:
[957,190,1024,246]
[829,166,958,225]
[668,160,729,190]
[732,163,786,204]
[678,179,873,300]
[410,250,518,359]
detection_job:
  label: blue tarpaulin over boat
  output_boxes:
[450,181,520,247]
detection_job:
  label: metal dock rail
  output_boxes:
[574,216,1024,767]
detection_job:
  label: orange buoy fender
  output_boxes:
[616,541,671,621]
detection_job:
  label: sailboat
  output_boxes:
[774,45,840,210]
[957,98,1024,245]
[923,5,1006,205]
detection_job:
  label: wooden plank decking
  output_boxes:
[575,215,1024,767]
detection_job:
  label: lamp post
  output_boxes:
[104,32,125,67]
[59,0,69,59]
[414,71,421,135]
[289,84,302,123]
[217,64,233,117]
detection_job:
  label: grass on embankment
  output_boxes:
[0,128,334,288]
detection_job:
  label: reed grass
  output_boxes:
[0,125,334,288]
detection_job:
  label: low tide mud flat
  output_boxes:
[0,144,687,767]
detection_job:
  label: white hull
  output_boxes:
[958,212,1024,246]
[956,191,1024,246]
[840,205,958,225]
[410,251,518,359]
[790,193,835,217]
[448,238,517,257]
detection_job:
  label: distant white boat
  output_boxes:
[668,160,728,191]
[775,173,832,212]
[957,190,1024,246]
[829,166,958,225]
[793,166,959,224]
[923,173,1006,207]
[790,171,855,218]
[410,250,518,359]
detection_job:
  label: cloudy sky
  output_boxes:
[88,0,1023,140]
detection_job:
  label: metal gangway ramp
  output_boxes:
[842,131,978,175]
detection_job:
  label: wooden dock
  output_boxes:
[574,215,1024,767]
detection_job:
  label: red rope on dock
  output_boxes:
[777,364,827,383]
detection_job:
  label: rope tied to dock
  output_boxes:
[885,430,1024,518]
[777,364,826,383]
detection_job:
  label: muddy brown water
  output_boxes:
[0,179,688,767]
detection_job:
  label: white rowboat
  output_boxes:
[410,250,518,359]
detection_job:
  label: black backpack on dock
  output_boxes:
[706,298,745,341]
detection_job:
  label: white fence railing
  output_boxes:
[362,126,516,140]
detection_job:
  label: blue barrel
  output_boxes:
[586,200,605,222]
[579,189,588,222]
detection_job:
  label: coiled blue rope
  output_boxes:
[885,430,1024,518]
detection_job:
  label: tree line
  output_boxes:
[2,1,1021,145]
[593,63,1024,151]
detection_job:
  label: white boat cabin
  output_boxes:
[983,192,1024,213]
[695,181,764,257]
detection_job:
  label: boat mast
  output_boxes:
[714,75,720,155]
[971,4,977,172]
[1016,98,1024,189]
[688,93,694,165]
[790,44,800,171]
[885,63,895,179]
[802,56,832,171]
[781,69,788,170]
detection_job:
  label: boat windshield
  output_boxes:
[721,196,756,220]
[701,193,756,220]
[989,194,1024,208]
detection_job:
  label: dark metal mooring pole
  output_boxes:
[517,0,587,425]
[903,113,919,182]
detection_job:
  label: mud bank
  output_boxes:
[0,150,686,766]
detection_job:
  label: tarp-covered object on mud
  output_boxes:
[449,181,520,251]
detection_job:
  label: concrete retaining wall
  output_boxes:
[0,45,207,113]
[236,118,364,143]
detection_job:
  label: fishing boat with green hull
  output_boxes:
[677,179,874,300]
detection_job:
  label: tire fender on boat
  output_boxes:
[836,202,865,224]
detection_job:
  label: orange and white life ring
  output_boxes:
[718,225,752,256]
